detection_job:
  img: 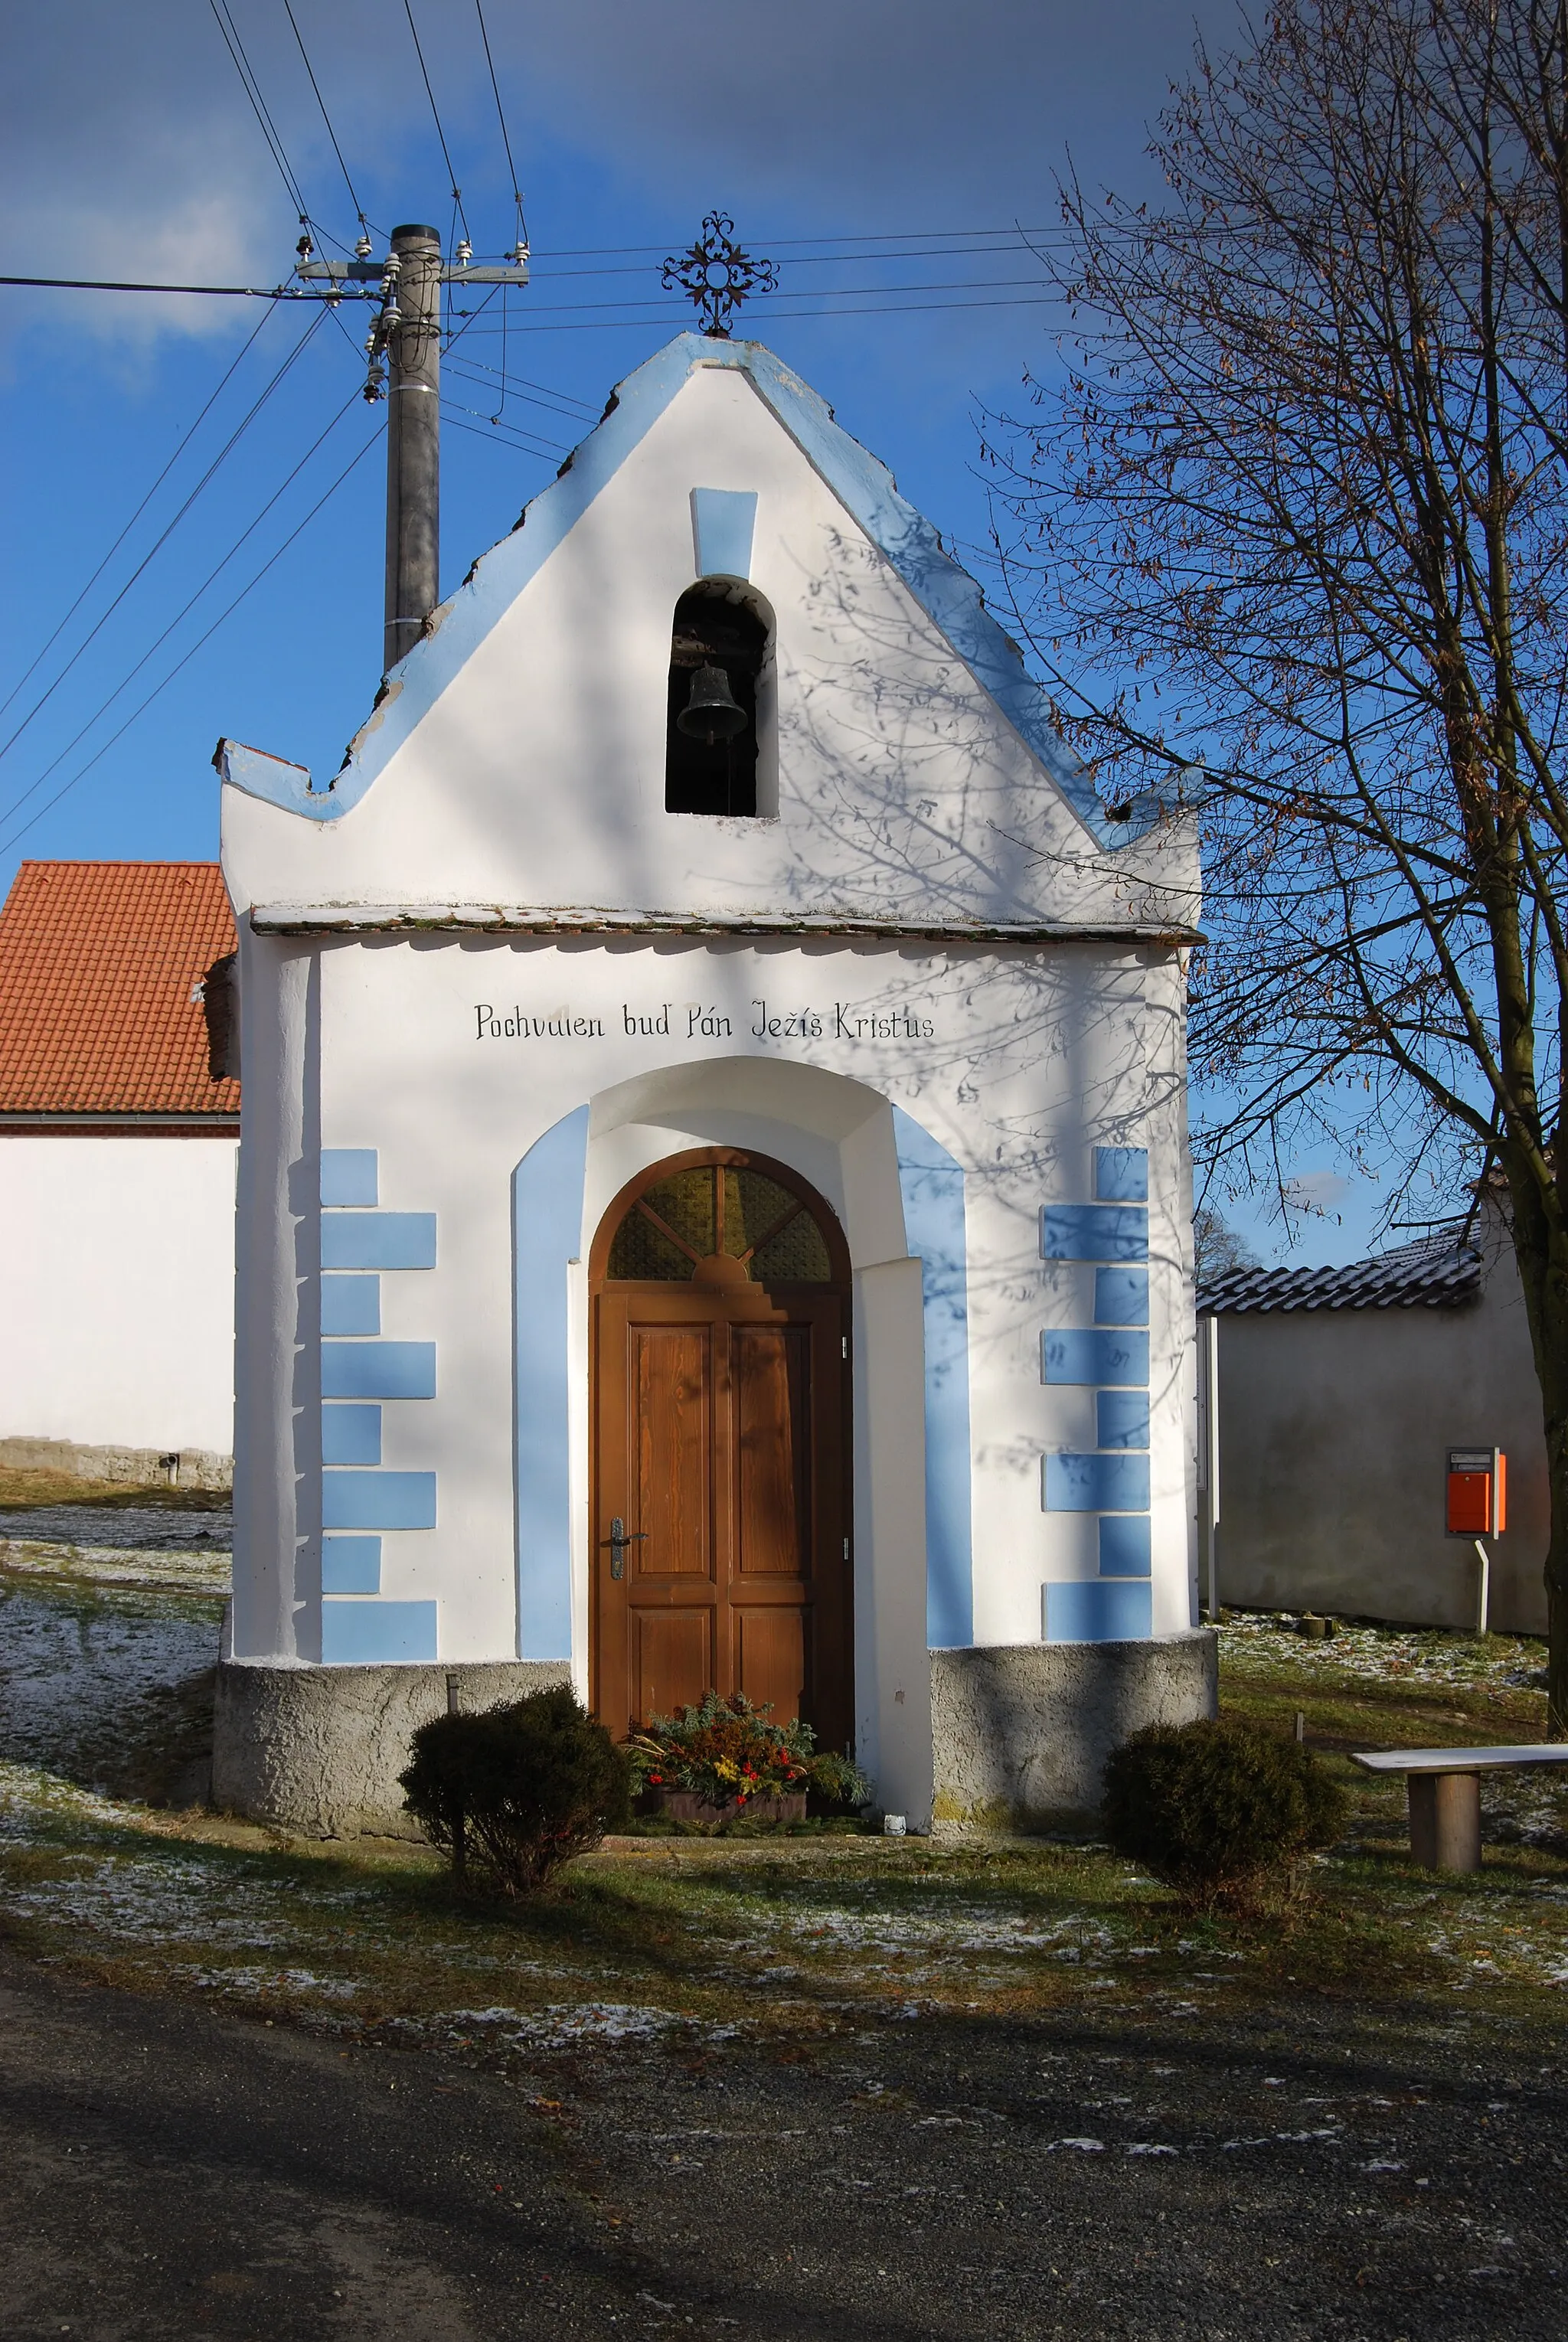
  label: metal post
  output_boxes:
[1473,1537,1491,1635]
[1197,1312,1221,1619]
[384,223,442,675]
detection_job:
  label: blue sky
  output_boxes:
[0,0,1387,1262]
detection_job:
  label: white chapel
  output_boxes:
[213,325,1214,1833]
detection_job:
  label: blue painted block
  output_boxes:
[322,1599,438,1664]
[321,1213,436,1271]
[1044,1452,1152,1512]
[1094,1268,1148,1328]
[322,1405,381,1465]
[1099,1516,1152,1577]
[1094,1146,1149,1203]
[322,1535,381,1594]
[322,1471,437,1530]
[1097,1390,1150,1450]
[691,486,757,580]
[320,1148,378,1207]
[322,1341,437,1400]
[1041,1205,1148,1262]
[321,1275,381,1336]
[1042,1328,1150,1387]
[1044,1579,1153,1641]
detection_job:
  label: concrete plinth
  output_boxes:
[929,1630,1218,1831]
[212,1660,573,1838]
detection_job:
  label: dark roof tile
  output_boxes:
[1198,1223,1480,1313]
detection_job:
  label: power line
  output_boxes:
[459,292,1060,334]
[0,428,381,861]
[474,0,527,252]
[0,276,288,296]
[283,0,377,243]
[0,310,328,774]
[207,0,309,227]
[451,273,1060,324]
[403,0,470,248]
[439,403,564,462]
[0,302,279,732]
[525,239,1074,283]
[443,354,598,420]
[0,381,364,838]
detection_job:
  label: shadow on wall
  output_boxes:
[929,1634,1217,1829]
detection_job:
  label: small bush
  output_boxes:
[400,1685,631,1896]
[1102,1716,1346,1908]
[805,1749,873,1815]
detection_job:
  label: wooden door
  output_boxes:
[590,1151,851,1751]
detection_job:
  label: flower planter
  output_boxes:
[652,1788,808,1827]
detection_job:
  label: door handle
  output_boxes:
[602,1516,648,1579]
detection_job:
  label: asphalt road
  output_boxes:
[0,1948,1562,2340]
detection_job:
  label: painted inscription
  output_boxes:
[473,999,936,1044]
[475,1005,606,1040]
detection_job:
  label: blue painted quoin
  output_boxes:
[317,1148,439,1663]
[1041,1146,1155,1641]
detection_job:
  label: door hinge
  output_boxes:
[841,1334,848,1359]
[843,1537,850,1560]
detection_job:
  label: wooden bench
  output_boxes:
[1350,1745,1568,1872]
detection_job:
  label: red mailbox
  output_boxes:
[1446,1447,1506,1537]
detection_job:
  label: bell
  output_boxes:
[677,662,746,746]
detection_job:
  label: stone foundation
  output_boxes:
[929,1630,1217,1831]
[0,1436,232,1492]
[212,1659,573,1838]
[214,1631,1217,1841]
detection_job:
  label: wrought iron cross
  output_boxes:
[662,211,779,338]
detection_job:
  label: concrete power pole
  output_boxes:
[384,223,442,675]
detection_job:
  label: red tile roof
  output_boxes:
[0,861,240,1119]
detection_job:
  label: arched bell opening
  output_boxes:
[665,583,769,817]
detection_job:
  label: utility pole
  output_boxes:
[384,224,443,676]
[296,230,525,674]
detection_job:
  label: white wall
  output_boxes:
[0,1135,237,1456]
[221,360,1198,936]
[227,929,1195,1676]
[1214,1214,1548,1634]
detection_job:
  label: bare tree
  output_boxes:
[1194,1206,1261,1285]
[988,0,1568,1721]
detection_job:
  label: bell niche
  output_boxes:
[665,583,768,815]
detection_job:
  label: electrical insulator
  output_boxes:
[454,238,472,267]
[354,230,373,259]
[362,358,386,403]
[296,232,313,261]
[383,301,401,332]
[509,241,529,267]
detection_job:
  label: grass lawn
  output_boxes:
[2,1550,1566,2062]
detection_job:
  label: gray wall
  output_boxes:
[1213,1220,1547,1633]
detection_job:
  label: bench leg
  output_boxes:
[1408,1772,1481,1872]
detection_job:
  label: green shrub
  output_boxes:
[805,1749,873,1815]
[400,1685,631,1896]
[1102,1716,1347,1907]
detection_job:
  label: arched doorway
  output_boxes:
[590,1148,851,1747]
